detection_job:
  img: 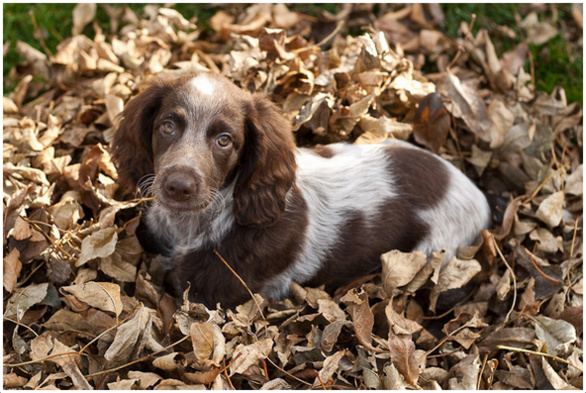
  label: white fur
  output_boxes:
[190,75,215,96]
[415,159,491,258]
[146,182,235,259]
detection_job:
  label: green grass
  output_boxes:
[3,4,582,103]
[442,3,582,103]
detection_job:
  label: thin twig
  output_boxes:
[525,249,562,284]
[3,316,39,337]
[569,217,580,257]
[496,345,583,372]
[317,19,346,48]
[446,45,465,71]
[222,362,236,390]
[264,356,314,387]
[421,303,461,320]
[477,353,488,390]
[316,373,328,390]
[523,172,553,204]
[425,321,474,356]
[16,260,45,287]
[492,237,517,324]
[213,249,266,320]
[4,351,83,367]
[84,335,190,379]
[78,314,132,356]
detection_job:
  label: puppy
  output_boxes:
[112,72,491,307]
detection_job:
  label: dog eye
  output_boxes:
[216,133,232,148]
[159,120,176,136]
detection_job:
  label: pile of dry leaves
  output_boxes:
[3,4,582,390]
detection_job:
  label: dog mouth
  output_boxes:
[156,197,212,213]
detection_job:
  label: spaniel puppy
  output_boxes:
[112,73,491,308]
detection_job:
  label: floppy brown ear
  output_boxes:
[234,94,297,226]
[111,81,170,194]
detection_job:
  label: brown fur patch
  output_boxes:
[313,145,335,158]
[171,186,307,307]
[387,146,450,208]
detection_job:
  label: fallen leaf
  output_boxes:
[448,354,480,390]
[317,298,346,322]
[5,283,49,320]
[534,315,577,355]
[230,338,273,375]
[388,334,423,386]
[340,289,374,349]
[381,250,428,295]
[429,257,481,311]
[77,227,118,266]
[190,322,225,368]
[540,357,575,389]
[413,92,451,152]
[72,4,97,36]
[104,305,163,364]
[314,350,345,386]
[535,191,565,227]
[3,248,22,293]
[442,71,492,142]
[61,281,123,316]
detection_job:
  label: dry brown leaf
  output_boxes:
[3,248,22,293]
[30,333,92,389]
[386,301,423,335]
[382,361,407,389]
[388,334,423,386]
[340,289,374,349]
[3,373,28,388]
[442,71,492,142]
[320,320,347,353]
[230,338,273,376]
[429,257,481,311]
[565,164,583,196]
[5,282,49,320]
[534,315,577,355]
[317,298,346,323]
[104,305,163,364]
[540,357,575,389]
[61,281,123,316]
[77,227,118,266]
[190,321,225,368]
[535,191,565,227]
[11,215,33,241]
[381,250,428,295]
[448,354,480,389]
[413,92,451,152]
[72,4,96,35]
[520,12,558,45]
[152,352,185,372]
[127,371,162,389]
[314,350,345,386]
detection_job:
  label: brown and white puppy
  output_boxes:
[112,72,491,308]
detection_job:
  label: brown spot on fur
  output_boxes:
[306,198,428,290]
[313,144,335,158]
[171,186,307,307]
[387,145,450,208]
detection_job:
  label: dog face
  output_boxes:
[112,73,297,225]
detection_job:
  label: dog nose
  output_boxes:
[163,171,198,202]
